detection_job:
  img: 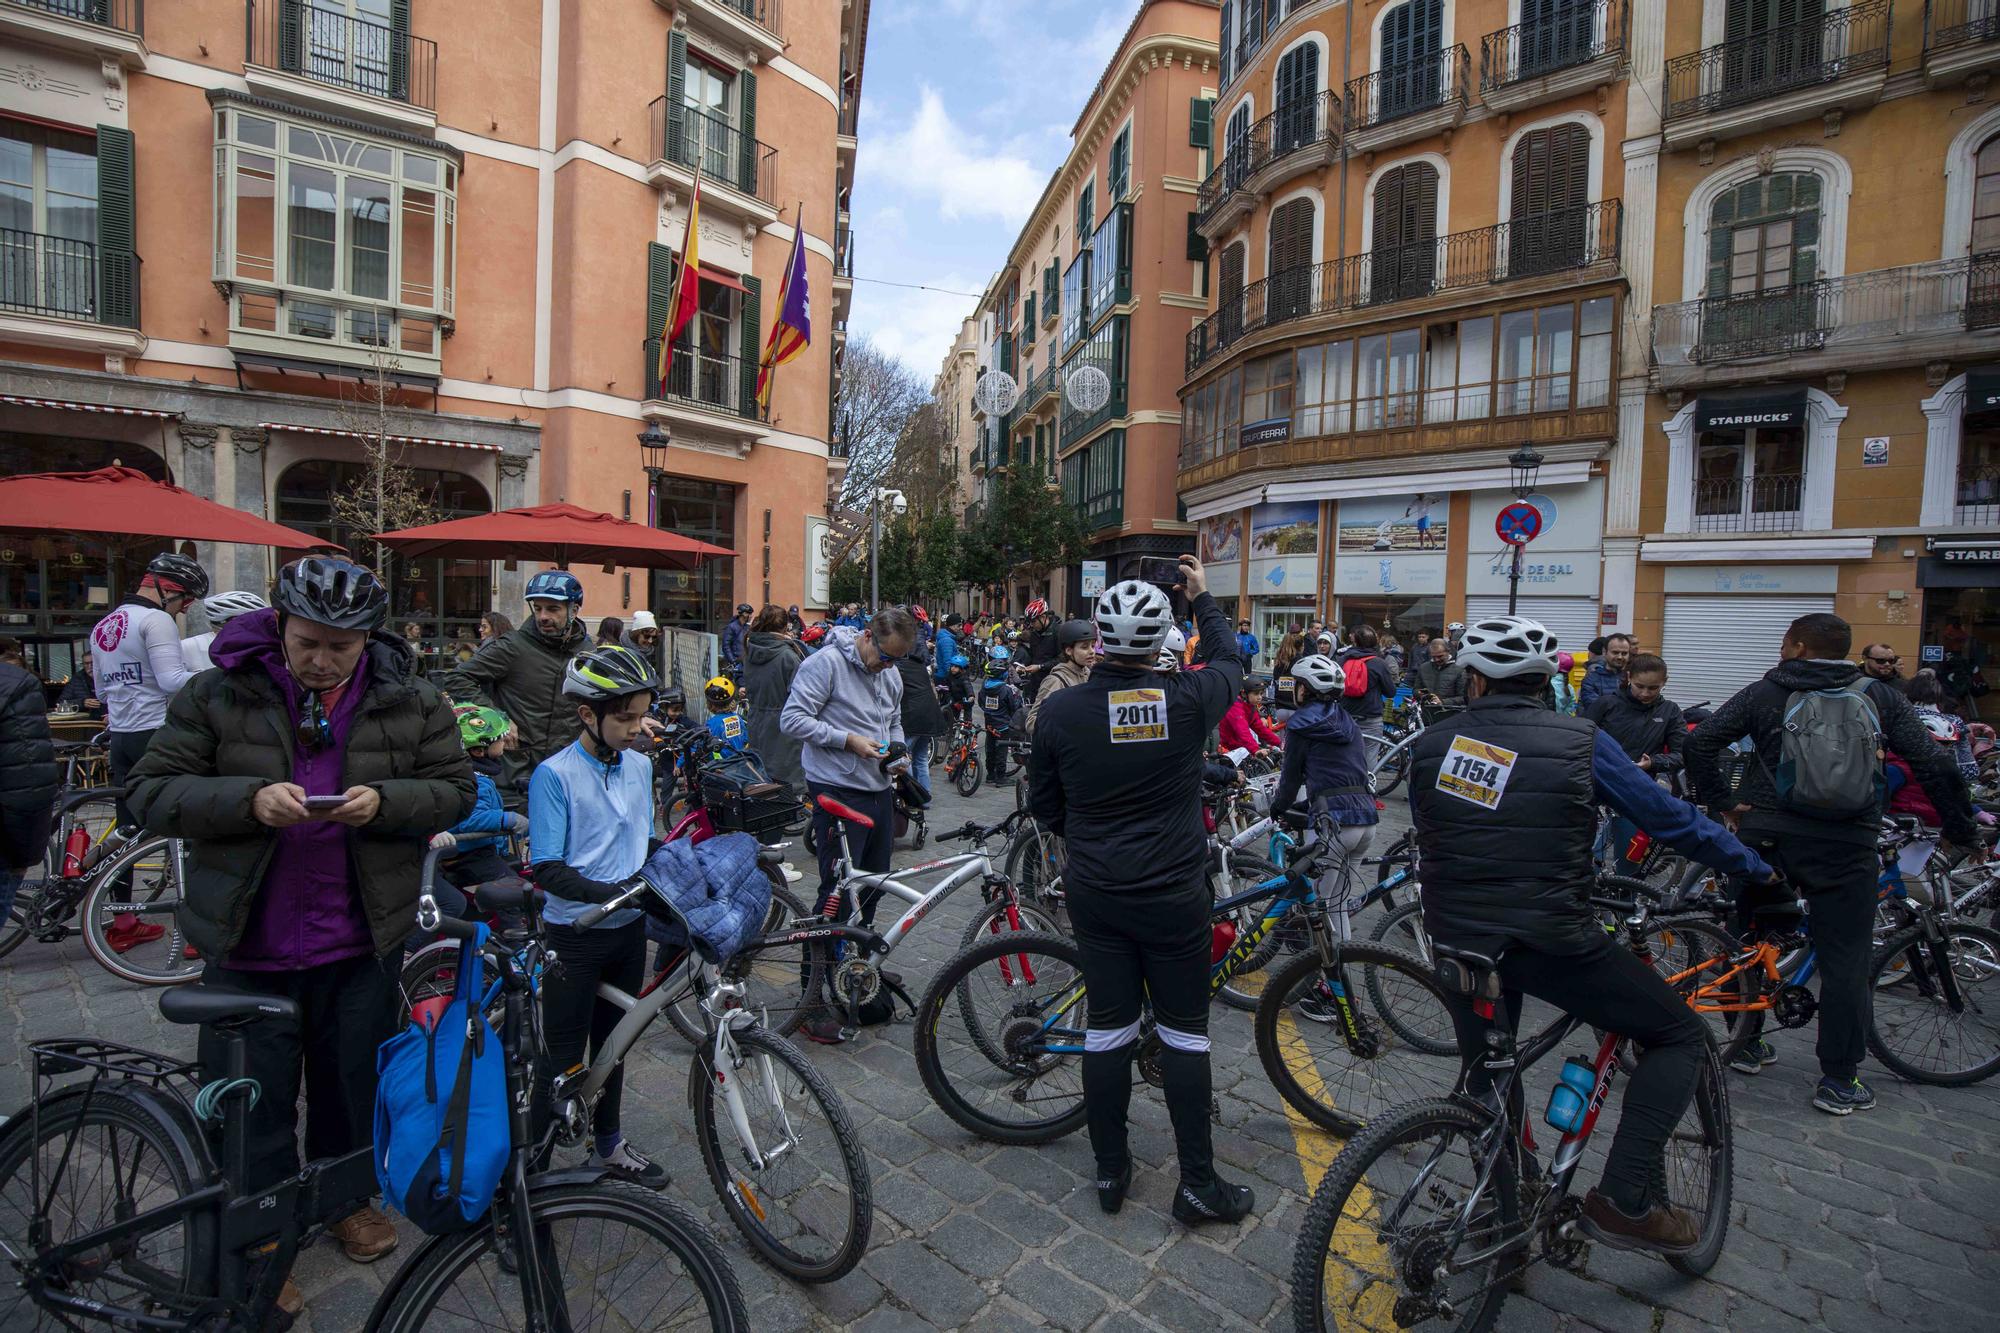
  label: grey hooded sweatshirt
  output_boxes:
[778,626,905,791]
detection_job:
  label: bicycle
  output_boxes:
[1290,883,1734,1331]
[1366,697,1462,796]
[942,713,982,796]
[0,918,749,1331]
[912,842,1461,1143]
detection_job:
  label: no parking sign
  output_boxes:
[1495,502,1543,546]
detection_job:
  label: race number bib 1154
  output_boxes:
[1436,736,1519,810]
[1107,688,1168,743]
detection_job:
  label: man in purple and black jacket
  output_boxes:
[128,558,471,1314]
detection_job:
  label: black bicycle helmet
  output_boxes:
[658,684,687,709]
[1055,618,1096,650]
[145,552,209,600]
[562,643,663,702]
[274,557,387,630]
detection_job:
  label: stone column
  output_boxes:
[229,426,270,592]
[494,454,530,610]
[176,423,221,589]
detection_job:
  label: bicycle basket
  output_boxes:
[701,752,807,836]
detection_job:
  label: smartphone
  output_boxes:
[1138,556,1186,588]
[303,795,349,813]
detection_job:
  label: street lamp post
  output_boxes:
[1505,442,1544,617]
[637,422,670,528]
[868,488,907,611]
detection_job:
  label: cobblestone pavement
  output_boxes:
[4,777,1999,1331]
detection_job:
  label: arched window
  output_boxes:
[1371,161,1439,303]
[1224,102,1252,188]
[275,460,491,640]
[1705,171,1820,297]
[1274,43,1320,155]
[1509,123,1591,277]
[1267,196,1317,321]
[1218,240,1247,345]
[1973,135,2000,255]
[1379,0,1444,118]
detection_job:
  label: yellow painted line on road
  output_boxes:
[1274,1006,1400,1331]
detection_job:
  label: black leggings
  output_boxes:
[533,919,646,1149]
[1442,933,1708,1211]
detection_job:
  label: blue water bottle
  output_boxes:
[1543,1057,1597,1134]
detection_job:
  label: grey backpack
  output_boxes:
[1765,679,1883,819]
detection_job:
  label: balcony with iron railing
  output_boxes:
[834,226,855,278]
[1956,463,2000,525]
[647,96,779,221]
[1345,45,1470,154]
[1023,361,1062,418]
[245,0,436,123]
[0,226,143,352]
[1925,0,2000,85]
[641,336,757,425]
[1691,472,1805,533]
[0,0,146,65]
[1196,91,1342,237]
[1479,0,1627,113]
[1662,0,1890,149]
[1186,200,1622,375]
[1651,255,2000,390]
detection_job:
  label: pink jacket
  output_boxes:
[1219,699,1282,754]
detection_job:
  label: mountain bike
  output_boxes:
[0,930,748,1331]
[912,843,1460,1143]
[943,714,982,797]
[1291,892,1733,1332]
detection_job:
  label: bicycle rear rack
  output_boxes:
[31,1037,199,1088]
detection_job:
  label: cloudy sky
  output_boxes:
[845,0,1134,378]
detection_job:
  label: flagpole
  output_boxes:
[659,160,703,398]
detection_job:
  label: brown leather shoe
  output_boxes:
[1578,1188,1700,1255]
[275,1276,303,1317]
[329,1204,399,1263]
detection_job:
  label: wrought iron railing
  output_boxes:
[835,225,855,277]
[1185,200,1621,373]
[1956,463,2000,524]
[246,0,437,110]
[1927,0,2000,53]
[1029,360,1062,408]
[704,0,780,35]
[1481,0,1626,92]
[641,337,754,420]
[0,228,139,326]
[648,96,778,204]
[1198,91,1343,230]
[1692,472,1805,533]
[12,0,142,33]
[1347,45,1470,133]
[1663,0,1891,121]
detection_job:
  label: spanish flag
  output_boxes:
[657,166,704,396]
[755,208,812,414]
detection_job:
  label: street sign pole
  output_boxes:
[1494,500,1543,617]
[1508,541,1524,616]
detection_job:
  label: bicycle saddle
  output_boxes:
[160,986,301,1028]
[815,793,875,829]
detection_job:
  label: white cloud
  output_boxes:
[862,87,1046,226]
[850,275,981,379]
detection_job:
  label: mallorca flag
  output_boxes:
[755,212,812,414]
[657,167,704,396]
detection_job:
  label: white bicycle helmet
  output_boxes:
[1154,646,1181,672]
[1456,617,1560,679]
[1094,580,1174,657]
[201,589,268,626]
[1163,625,1187,655]
[1291,653,1344,696]
[1921,712,1964,745]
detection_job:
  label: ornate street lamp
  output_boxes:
[1505,443,1543,616]
[637,422,670,527]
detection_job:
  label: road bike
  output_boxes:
[0,923,748,1331]
[1290,882,1734,1332]
[912,843,1461,1143]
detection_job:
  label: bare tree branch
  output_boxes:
[326,354,445,576]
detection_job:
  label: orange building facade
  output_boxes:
[967,0,1219,616]
[0,0,865,669]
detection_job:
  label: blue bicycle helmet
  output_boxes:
[525,570,584,606]
[949,654,970,669]
[988,645,1012,664]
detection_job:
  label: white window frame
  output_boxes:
[1358,151,1451,255]
[1943,104,2000,260]
[1263,185,1325,276]
[1679,148,1850,302]
[1370,0,1456,72]
[1494,110,1605,219]
[1662,387,1844,534]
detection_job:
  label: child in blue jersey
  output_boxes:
[704,675,750,757]
[528,644,666,1187]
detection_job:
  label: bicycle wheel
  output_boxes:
[1649,919,1763,1067]
[0,880,37,961]
[1290,1098,1517,1333]
[0,1083,216,1331]
[42,795,119,881]
[667,880,824,1043]
[953,751,982,797]
[1255,944,1461,1136]
[1003,826,1068,934]
[1664,1043,1734,1277]
[1866,919,2000,1085]
[689,1025,872,1283]
[914,931,1089,1144]
[1368,897,1430,960]
[1215,856,1290,1012]
[956,894,1064,954]
[366,1180,747,1331]
[80,839,201,986]
[1372,742,1410,797]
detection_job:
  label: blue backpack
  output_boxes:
[375,925,509,1234]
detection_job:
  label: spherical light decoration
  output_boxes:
[1066,365,1112,413]
[973,371,1021,417]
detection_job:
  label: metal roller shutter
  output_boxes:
[1465,596,1601,654]
[1660,594,1833,713]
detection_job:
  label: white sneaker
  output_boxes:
[778,863,803,884]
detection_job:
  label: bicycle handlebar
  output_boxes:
[574,880,647,930]
[938,817,1010,845]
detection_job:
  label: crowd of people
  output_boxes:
[0,544,1992,1316]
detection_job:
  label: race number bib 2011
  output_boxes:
[1107,688,1168,743]
[1436,736,1518,810]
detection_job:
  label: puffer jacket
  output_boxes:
[896,654,948,740]
[127,611,474,962]
[435,614,589,789]
[742,630,807,788]
[0,663,56,870]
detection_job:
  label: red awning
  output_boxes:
[0,466,333,550]
[373,502,737,571]
[700,266,749,294]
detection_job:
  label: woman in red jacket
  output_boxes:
[1219,678,1283,754]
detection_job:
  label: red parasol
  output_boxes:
[372,502,737,571]
[0,466,333,550]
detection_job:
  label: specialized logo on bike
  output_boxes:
[1436,736,1518,810]
[1107,688,1167,743]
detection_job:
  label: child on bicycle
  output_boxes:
[1219,677,1283,754]
[704,675,749,758]
[980,651,1026,782]
[527,644,668,1187]
[410,705,530,947]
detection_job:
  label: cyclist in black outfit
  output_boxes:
[1028,556,1253,1226]
[1409,616,1776,1256]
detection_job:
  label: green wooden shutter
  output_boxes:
[738,274,761,417]
[390,0,411,102]
[737,70,758,196]
[647,242,675,393]
[1190,97,1213,148]
[666,32,688,168]
[96,125,137,328]
[278,0,304,72]
[1187,211,1208,261]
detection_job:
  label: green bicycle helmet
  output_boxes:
[453,703,511,749]
[561,643,663,702]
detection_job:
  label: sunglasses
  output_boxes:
[295,691,331,752]
[1867,656,1899,666]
